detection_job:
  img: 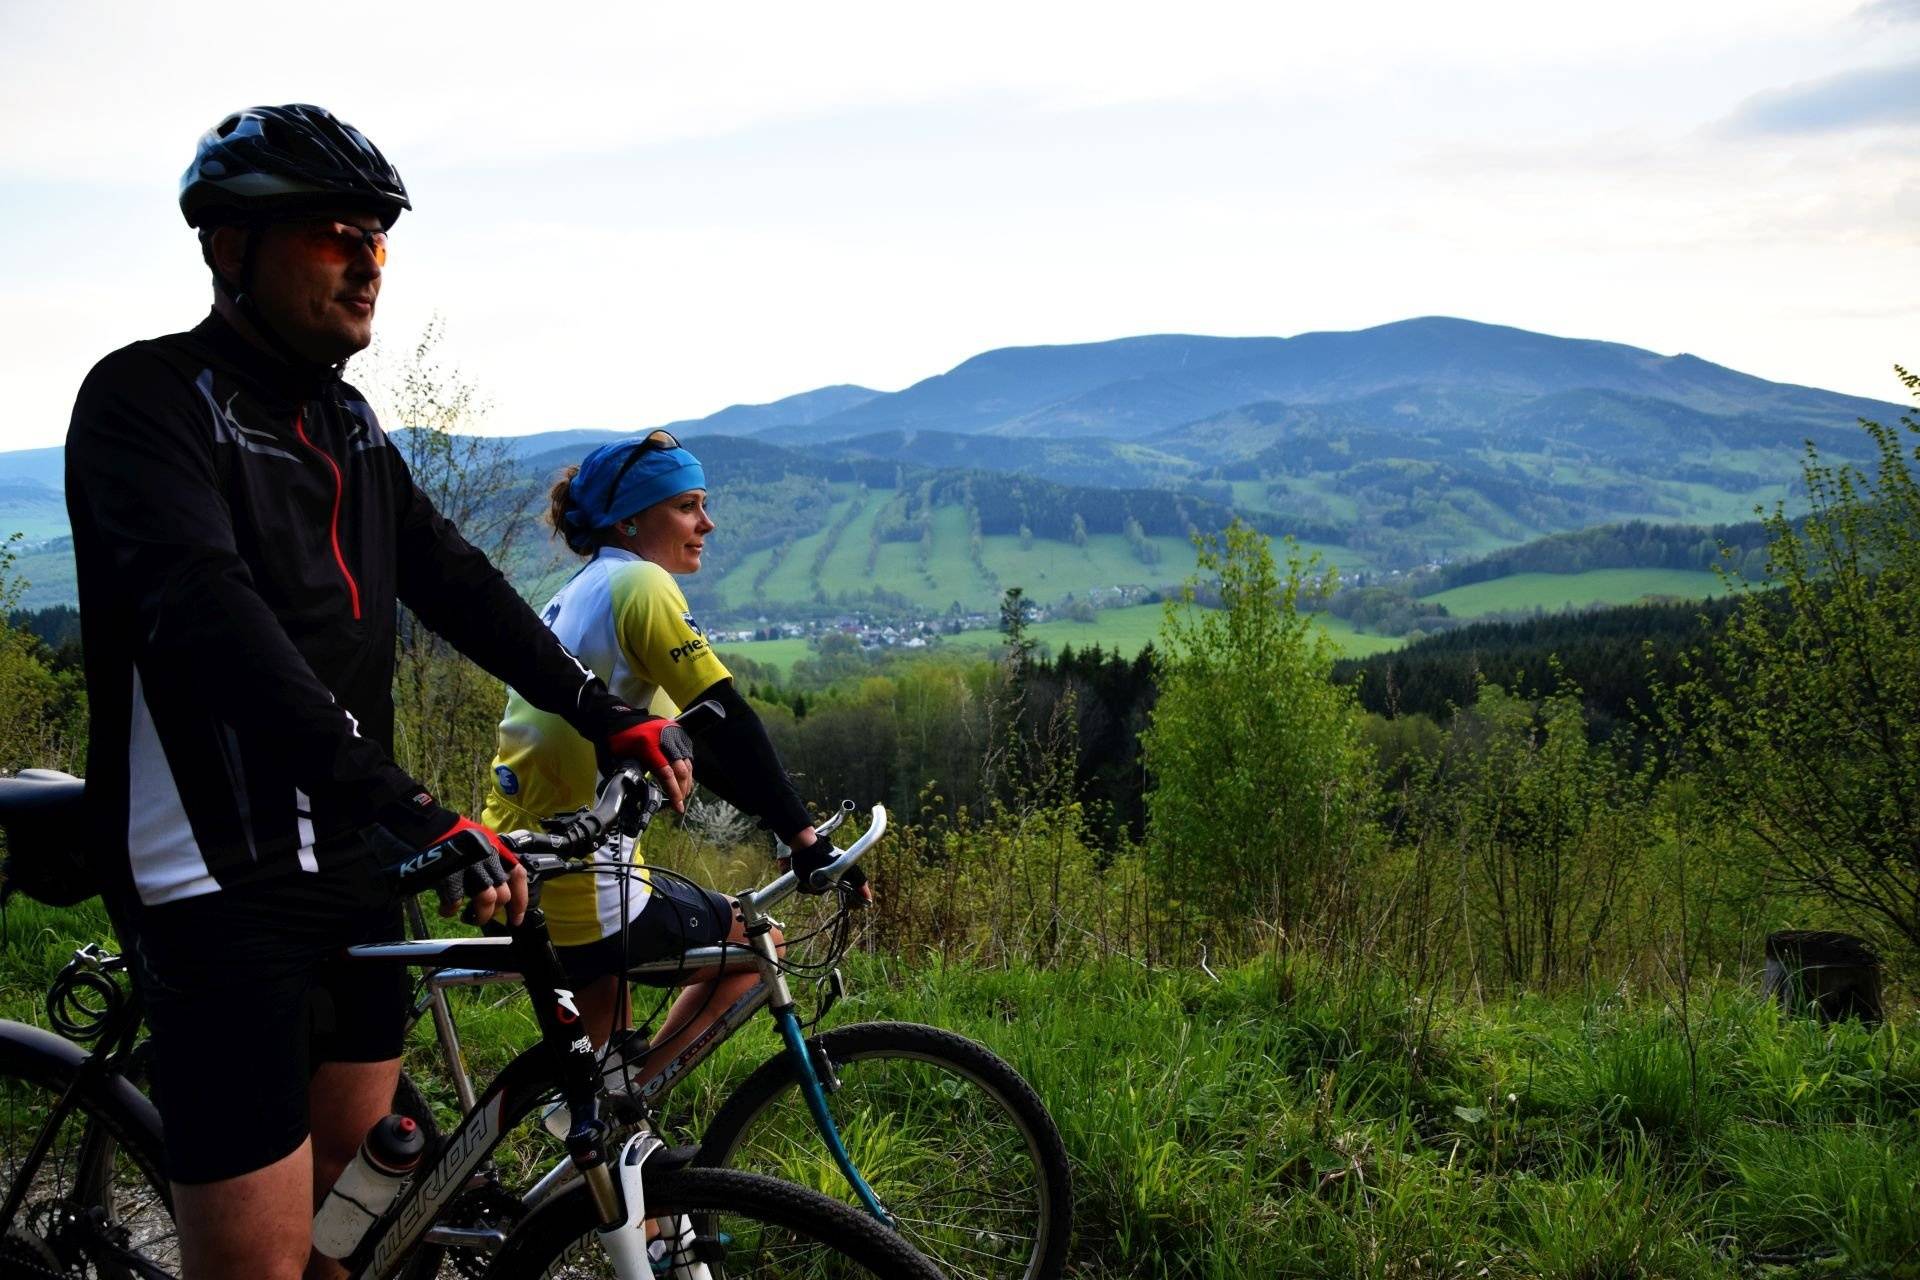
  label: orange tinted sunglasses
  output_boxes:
[288,219,389,267]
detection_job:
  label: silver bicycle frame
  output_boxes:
[390,805,885,1237]
[402,804,882,1106]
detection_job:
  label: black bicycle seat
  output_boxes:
[0,770,85,825]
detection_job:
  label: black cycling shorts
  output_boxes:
[119,832,407,1185]
[552,875,736,987]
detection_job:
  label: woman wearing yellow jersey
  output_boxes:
[484,430,829,1051]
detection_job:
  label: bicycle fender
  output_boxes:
[0,1018,163,1150]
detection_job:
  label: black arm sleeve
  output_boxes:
[67,351,422,817]
[680,680,813,843]
[389,452,624,735]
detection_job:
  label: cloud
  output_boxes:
[1855,0,1920,25]
[1724,60,1920,134]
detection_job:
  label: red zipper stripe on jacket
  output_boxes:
[293,410,363,620]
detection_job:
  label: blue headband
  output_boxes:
[562,438,706,552]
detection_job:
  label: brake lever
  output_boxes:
[813,800,857,840]
[621,782,665,838]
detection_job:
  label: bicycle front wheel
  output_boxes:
[0,1023,176,1279]
[696,1021,1071,1280]
[484,1164,945,1279]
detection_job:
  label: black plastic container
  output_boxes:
[1763,930,1882,1025]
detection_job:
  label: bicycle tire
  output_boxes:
[695,1021,1071,1280]
[484,1163,945,1279]
[0,1022,176,1279]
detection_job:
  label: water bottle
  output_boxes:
[542,1029,652,1138]
[312,1113,427,1258]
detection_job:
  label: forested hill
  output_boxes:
[1407,518,1778,591]
[1331,596,1746,740]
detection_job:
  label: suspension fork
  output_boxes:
[734,889,893,1226]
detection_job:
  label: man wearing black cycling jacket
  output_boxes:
[64,105,693,1279]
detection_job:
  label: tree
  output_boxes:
[999,587,1035,670]
[1433,678,1645,987]
[360,316,534,814]
[1676,371,1920,957]
[1141,521,1373,934]
[0,536,86,773]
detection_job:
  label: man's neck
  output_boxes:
[205,300,341,402]
[212,294,284,360]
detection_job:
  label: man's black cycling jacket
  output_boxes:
[67,311,604,909]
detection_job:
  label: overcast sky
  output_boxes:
[1,0,1915,450]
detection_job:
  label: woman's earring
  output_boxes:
[620,522,639,536]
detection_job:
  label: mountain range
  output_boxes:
[737,317,1892,446]
[0,317,1904,615]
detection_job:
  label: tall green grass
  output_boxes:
[8,898,1915,1277]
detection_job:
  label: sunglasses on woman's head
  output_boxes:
[604,431,686,503]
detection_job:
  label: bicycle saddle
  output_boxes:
[0,770,93,907]
[0,770,86,824]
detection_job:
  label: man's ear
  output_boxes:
[205,224,250,285]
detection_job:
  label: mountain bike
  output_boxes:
[398,789,1072,1280]
[0,767,948,1280]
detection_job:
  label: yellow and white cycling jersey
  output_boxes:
[483,547,730,947]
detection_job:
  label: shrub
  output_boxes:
[1141,522,1376,940]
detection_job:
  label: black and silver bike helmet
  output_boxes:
[179,103,410,229]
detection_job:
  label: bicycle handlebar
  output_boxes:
[755,803,887,904]
[500,764,656,861]
[418,753,886,909]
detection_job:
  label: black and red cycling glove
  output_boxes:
[426,816,519,921]
[376,790,518,917]
[597,707,695,779]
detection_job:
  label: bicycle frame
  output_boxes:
[0,780,892,1280]
[385,804,893,1232]
[340,908,636,1280]
[0,911,627,1280]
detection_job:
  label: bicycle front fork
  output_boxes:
[738,903,894,1226]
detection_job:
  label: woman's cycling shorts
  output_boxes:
[552,875,736,986]
[114,831,408,1185]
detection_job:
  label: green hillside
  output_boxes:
[1420,568,1727,618]
[12,542,76,611]
[700,483,1369,619]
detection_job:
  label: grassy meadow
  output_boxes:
[4,895,1915,1279]
[1421,567,1728,618]
[702,489,1371,618]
